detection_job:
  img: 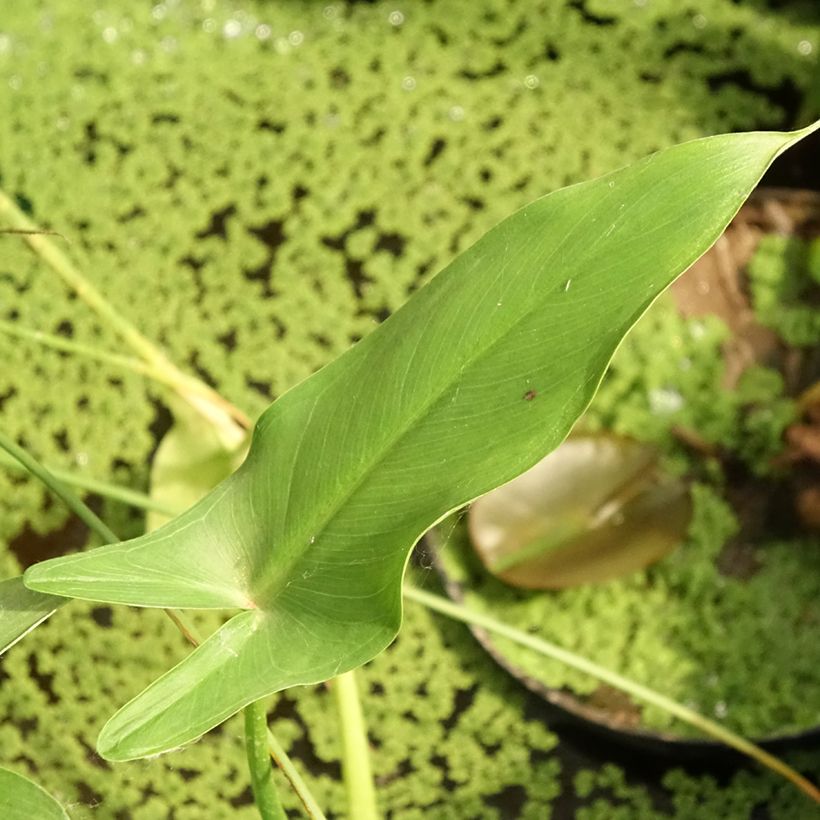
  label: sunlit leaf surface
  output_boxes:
[24,125,818,760]
[0,767,69,820]
[468,434,691,589]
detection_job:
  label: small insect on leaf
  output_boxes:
[468,433,692,589]
[523,390,538,401]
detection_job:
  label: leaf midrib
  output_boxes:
[256,153,709,603]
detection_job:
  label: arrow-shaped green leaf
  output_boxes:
[24,125,818,760]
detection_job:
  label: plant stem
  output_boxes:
[0,319,179,387]
[245,701,287,820]
[404,585,820,804]
[0,227,66,238]
[0,188,250,438]
[0,320,253,435]
[333,670,380,820]
[0,430,118,544]
[0,188,171,367]
[266,726,328,820]
[0,450,177,517]
[162,609,202,647]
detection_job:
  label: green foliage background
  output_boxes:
[0,1,818,816]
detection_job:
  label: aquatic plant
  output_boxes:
[2,124,819,816]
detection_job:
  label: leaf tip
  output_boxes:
[96,717,159,762]
[794,118,820,140]
[22,562,63,596]
[96,723,196,763]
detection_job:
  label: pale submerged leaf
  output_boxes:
[468,434,691,589]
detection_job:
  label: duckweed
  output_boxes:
[1,0,819,815]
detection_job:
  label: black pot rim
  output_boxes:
[424,527,820,756]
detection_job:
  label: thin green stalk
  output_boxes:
[0,430,118,544]
[266,727,328,820]
[0,189,174,369]
[0,319,253,429]
[0,450,176,517]
[0,227,66,238]
[404,584,820,804]
[333,670,379,820]
[0,319,176,386]
[0,188,250,436]
[245,701,287,820]
[163,609,203,647]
